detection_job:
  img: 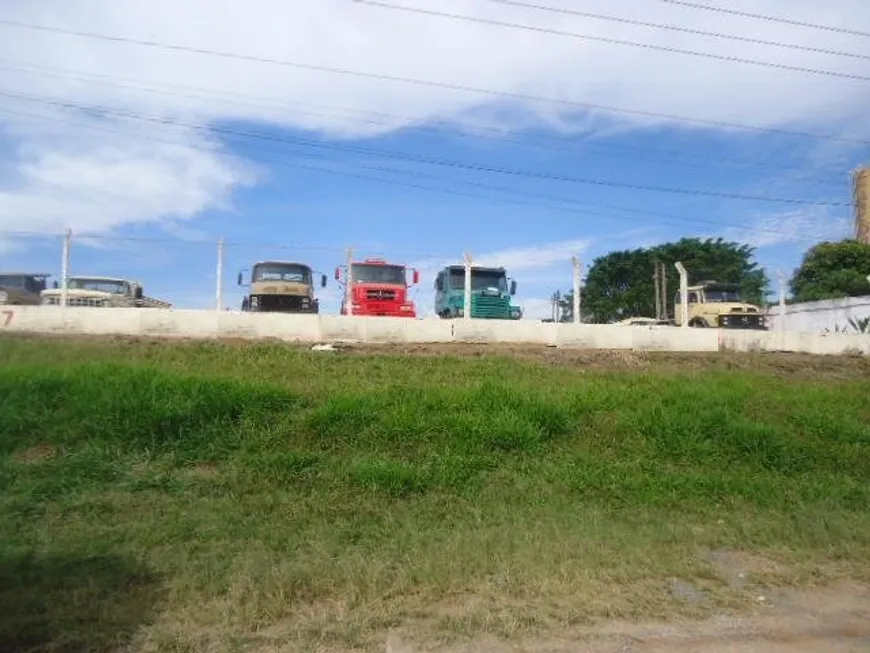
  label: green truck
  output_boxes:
[434,265,522,319]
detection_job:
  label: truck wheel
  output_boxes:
[689,318,707,328]
[439,309,452,319]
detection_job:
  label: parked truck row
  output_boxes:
[237,258,523,320]
[0,264,766,328]
[0,273,171,309]
[0,258,524,320]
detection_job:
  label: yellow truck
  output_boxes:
[674,281,767,329]
[238,261,327,313]
[40,276,172,308]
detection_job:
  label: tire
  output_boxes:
[689,318,708,328]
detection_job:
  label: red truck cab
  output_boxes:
[336,258,419,317]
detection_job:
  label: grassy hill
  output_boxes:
[1,337,869,652]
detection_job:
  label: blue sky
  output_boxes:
[0,0,868,318]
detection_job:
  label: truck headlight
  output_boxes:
[0,290,7,304]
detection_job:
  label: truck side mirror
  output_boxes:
[510,280,517,295]
[53,281,58,289]
[135,287,144,300]
[412,269,420,285]
[237,272,243,286]
[321,274,327,288]
[334,267,341,281]
[435,278,443,291]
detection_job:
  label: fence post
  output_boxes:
[777,270,786,331]
[346,247,354,316]
[674,261,689,328]
[463,251,472,321]
[571,256,581,324]
[216,238,225,312]
[60,229,71,308]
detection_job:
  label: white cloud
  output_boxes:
[0,0,868,238]
[721,208,853,249]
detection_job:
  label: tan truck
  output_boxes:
[0,273,51,306]
[238,261,327,313]
[674,281,767,329]
[40,276,172,308]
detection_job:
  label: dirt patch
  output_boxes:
[381,582,870,653]
[4,334,870,381]
[11,443,58,464]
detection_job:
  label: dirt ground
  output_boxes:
[4,334,870,381]
[335,342,870,381]
[384,582,870,652]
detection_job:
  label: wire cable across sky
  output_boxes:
[0,16,868,146]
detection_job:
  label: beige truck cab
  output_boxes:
[674,281,766,329]
[40,276,172,308]
[238,261,327,313]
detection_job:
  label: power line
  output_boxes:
[349,0,870,83]
[0,103,827,242]
[486,0,870,60]
[656,0,870,40]
[0,17,868,146]
[0,60,856,185]
[0,59,851,185]
[0,88,849,207]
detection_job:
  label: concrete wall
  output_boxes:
[767,295,870,333]
[0,306,866,355]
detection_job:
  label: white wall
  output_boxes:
[0,306,866,356]
[768,295,870,333]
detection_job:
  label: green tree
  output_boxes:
[790,240,870,302]
[583,237,768,323]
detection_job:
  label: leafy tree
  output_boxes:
[583,237,768,323]
[790,240,870,302]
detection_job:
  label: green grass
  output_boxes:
[1,337,869,652]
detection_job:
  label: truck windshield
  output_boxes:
[352,264,406,285]
[705,289,741,302]
[68,279,126,294]
[0,275,25,289]
[253,264,311,283]
[449,269,508,291]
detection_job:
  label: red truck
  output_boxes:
[336,257,419,317]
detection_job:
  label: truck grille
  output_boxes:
[718,313,765,329]
[256,295,311,312]
[471,295,509,318]
[44,297,106,307]
[365,289,396,301]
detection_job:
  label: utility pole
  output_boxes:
[551,290,561,322]
[216,238,225,312]
[60,229,71,309]
[463,251,473,321]
[572,255,581,324]
[653,260,662,322]
[345,247,354,316]
[675,261,689,328]
[853,167,870,244]
[777,270,787,332]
